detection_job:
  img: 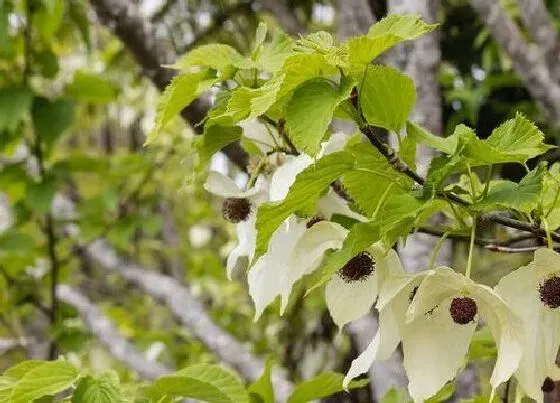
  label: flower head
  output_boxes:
[204,171,268,279]
[496,248,560,403]
[344,266,524,403]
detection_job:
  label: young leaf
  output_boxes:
[72,372,127,403]
[10,361,79,403]
[287,372,368,403]
[347,35,404,66]
[248,358,274,403]
[255,151,355,259]
[168,44,251,71]
[254,32,295,73]
[360,65,416,133]
[285,77,353,155]
[406,121,458,155]
[147,70,217,144]
[152,364,249,403]
[367,14,438,41]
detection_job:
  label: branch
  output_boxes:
[87,0,249,169]
[516,0,560,80]
[74,238,293,399]
[468,0,560,122]
[359,124,560,243]
[56,285,172,380]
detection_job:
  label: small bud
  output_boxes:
[542,377,555,393]
[222,198,251,223]
[539,276,560,308]
[306,216,325,229]
[338,251,375,283]
[449,297,477,325]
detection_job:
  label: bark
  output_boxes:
[74,238,293,400]
[469,0,560,122]
[57,285,172,381]
[516,0,560,80]
[87,0,249,169]
[334,0,375,40]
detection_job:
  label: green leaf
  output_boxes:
[255,151,355,259]
[0,87,33,132]
[406,121,457,155]
[68,0,91,49]
[473,164,546,213]
[197,125,243,165]
[347,35,404,66]
[368,14,438,41]
[31,97,75,148]
[248,358,274,403]
[425,382,455,403]
[3,361,44,380]
[72,372,127,403]
[272,54,337,114]
[209,75,284,127]
[153,364,249,403]
[381,387,411,403]
[66,71,119,104]
[254,22,268,51]
[170,44,252,72]
[147,70,217,144]
[342,143,412,217]
[34,0,65,42]
[255,32,294,73]
[484,113,554,163]
[10,361,79,403]
[308,221,380,294]
[0,231,36,252]
[287,372,368,403]
[26,179,57,214]
[285,77,353,155]
[360,65,416,132]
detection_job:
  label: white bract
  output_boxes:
[204,171,268,279]
[496,248,560,403]
[345,266,524,403]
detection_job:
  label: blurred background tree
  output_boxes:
[1,0,560,401]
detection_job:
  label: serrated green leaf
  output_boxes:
[31,97,75,148]
[406,121,457,155]
[295,31,334,53]
[0,87,33,133]
[209,75,284,127]
[484,113,554,163]
[72,372,128,403]
[248,358,274,403]
[254,22,268,51]
[153,364,249,403]
[342,143,412,217]
[3,361,44,380]
[347,35,403,66]
[360,65,416,132]
[473,164,545,213]
[10,361,79,403]
[66,70,119,104]
[272,53,337,114]
[254,32,294,73]
[367,14,438,40]
[197,125,243,165]
[255,151,355,259]
[381,387,412,403]
[287,372,368,403]
[147,70,217,144]
[285,77,353,155]
[169,44,251,71]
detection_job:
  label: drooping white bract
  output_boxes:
[344,266,524,403]
[404,268,523,402]
[204,171,268,279]
[495,248,560,403]
[248,133,366,319]
[325,244,393,330]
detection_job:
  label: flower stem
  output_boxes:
[466,215,476,278]
[543,217,554,249]
[429,231,449,269]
